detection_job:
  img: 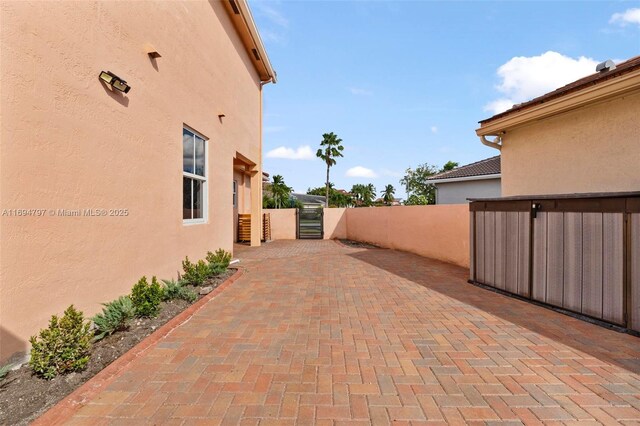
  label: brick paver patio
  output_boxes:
[55,240,639,424]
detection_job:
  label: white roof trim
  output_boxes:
[430,173,501,184]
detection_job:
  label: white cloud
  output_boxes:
[266,145,314,160]
[346,166,378,178]
[484,99,517,115]
[484,51,598,115]
[349,87,373,96]
[610,8,640,27]
[430,126,438,133]
[255,3,288,28]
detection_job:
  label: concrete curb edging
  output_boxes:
[32,268,244,425]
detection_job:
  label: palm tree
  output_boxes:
[381,184,395,205]
[316,132,344,208]
[362,184,376,206]
[271,175,292,209]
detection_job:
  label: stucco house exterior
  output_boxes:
[0,0,275,362]
[427,156,501,204]
[476,56,640,196]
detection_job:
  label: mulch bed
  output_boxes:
[0,268,236,426]
[338,239,379,249]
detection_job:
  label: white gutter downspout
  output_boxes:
[479,134,503,151]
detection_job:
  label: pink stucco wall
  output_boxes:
[267,206,469,268]
[264,208,348,241]
[0,2,264,361]
[266,209,297,240]
[346,205,470,268]
[324,208,347,240]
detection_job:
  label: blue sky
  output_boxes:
[251,0,640,199]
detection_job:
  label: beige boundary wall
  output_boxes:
[266,205,469,268]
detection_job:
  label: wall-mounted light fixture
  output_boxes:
[218,114,226,119]
[99,71,131,93]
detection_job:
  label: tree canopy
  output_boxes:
[316,132,344,208]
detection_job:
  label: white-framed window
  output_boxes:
[183,127,207,224]
[233,180,238,208]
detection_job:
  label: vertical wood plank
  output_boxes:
[476,212,485,284]
[546,212,564,307]
[469,212,475,281]
[517,212,530,297]
[602,213,624,325]
[631,214,640,332]
[494,212,507,290]
[505,212,519,294]
[532,212,547,302]
[582,213,603,319]
[485,211,496,287]
[563,213,583,312]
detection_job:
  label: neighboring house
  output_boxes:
[292,193,326,208]
[476,56,640,196]
[427,156,501,204]
[470,56,640,334]
[0,1,275,362]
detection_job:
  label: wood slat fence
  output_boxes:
[470,193,640,334]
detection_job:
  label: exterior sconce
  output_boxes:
[99,71,131,93]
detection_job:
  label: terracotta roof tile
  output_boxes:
[427,156,500,181]
[480,55,640,124]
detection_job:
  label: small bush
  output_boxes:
[0,364,12,381]
[131,276,163,317]
[207,261,227,277]
[161,279,198,303]
[181,257,209,286]
[206,249,232,269]
[92,296,135,340]
[29,305,92,380]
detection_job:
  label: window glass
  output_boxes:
[195,136,205,177]
[233,181,238,207]
[183,129,194,174]
[183,177,192,219]
[193,179,203,219]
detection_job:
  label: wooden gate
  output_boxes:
[470,193,640,334]
[297,208,323,239]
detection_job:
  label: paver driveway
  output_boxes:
[53,240,639,424]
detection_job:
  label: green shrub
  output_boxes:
[161,279,198,303]
[206,249,232,269]
[29,305,92,379]
[181,257,209,286]
[92,296,135,340]
[0,363,12,381]
[130,276,163,317]
[207,261,227,277]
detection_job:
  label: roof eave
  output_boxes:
[476,68,640,136]
[428,173,501,184]
[222,0,277,84]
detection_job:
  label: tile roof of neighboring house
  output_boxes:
[480,55,640,124]
[292,193,326,204]
[427,156,501,181]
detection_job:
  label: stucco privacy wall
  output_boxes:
[264,208,348,240]
[501,91,640,196]
[267,206,469,268]
[0,2,263,361]
[345,205,470,268]
[324,208,347,239]
[266,209,297,240]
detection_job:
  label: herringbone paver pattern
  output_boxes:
[60,240,639,424]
